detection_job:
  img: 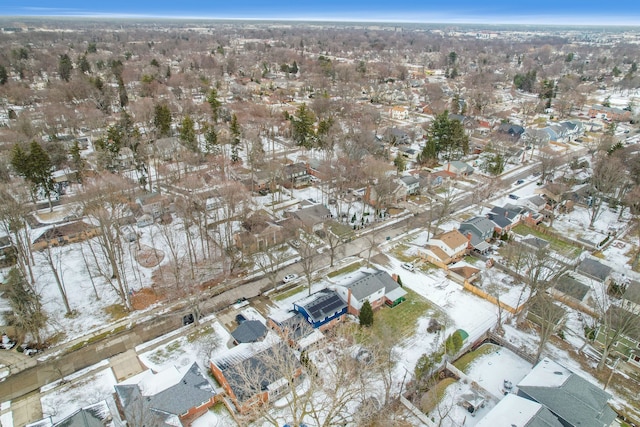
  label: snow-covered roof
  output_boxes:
[475,393,563,427]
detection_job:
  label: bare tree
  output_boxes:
[298,242,318,295]
[588,155,626,228]
[528,293,566,364]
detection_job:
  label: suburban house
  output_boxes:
[549,274,591,307]
[594,305,640,371]
[282,162,310,188]
[210,340,301,414]
[287,204,332,233]
[459,216,494,252]
[333,269,407,315]
[622,280,640,312]
[399,175,421,195]
[114,362,217,427]
[497,123,525,139]
[521,195,548,213]
[292,289,348,330]
[136,192,170,219]
[231,320,268,344]
[487,204,526,234]
[441,160,474,177]
[385,127,411,145]
[476,393,564,427]
[588,105,631,122]
[517,358,617,427]
[420,229,468,267]
[267,310,325,350]
[234,213,291,253]
[576,257,613,285]
[27,401,115,427]
[389,105,409,120]
[522,128,551,146]
[447,264,481,286]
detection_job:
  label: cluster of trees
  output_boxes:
[418,111,469,164]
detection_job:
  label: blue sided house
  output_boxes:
[292,289,348,331]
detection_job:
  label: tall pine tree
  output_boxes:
[359,300,374,327]
[230,113,241,163]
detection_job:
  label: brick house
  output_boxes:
[114,363,217,426]
[333,269,407,315]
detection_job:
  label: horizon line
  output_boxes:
[1,14,640,27]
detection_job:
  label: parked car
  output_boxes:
[401,263,415,272]
[235,314,246,324]
[508,194,520,200]
[283,273,298,283]
[515,179,525,185]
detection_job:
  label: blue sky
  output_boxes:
[3,0,640,25]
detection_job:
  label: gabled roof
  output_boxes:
[517,358,616,427]
[212,341,299,404]
[399,175,420,187]
[430,229,468,250]
[115,362,216,422]
[294,289,347,323]
[554,274,590,301]
[622,280,640,305]
[341,269,403,301]
[487,212,513,229]
[232,320,268,344]
[51,401,113,427]
[460,216,494,235]
[290,204,331,225]
[576,258,612,282]
[475,393,563,427]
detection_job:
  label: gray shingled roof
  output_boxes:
[115,362,215,424]
[231,320,267,344]
[344,270,401,301]
[576,258,612,282]
[215,343,300,404]
[553,274,590,301]
[54,402,113,427]
[518,360,616,427]
[622,280,640,305]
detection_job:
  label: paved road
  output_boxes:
[0,214,412,403]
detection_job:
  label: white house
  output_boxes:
[389,106,409,120]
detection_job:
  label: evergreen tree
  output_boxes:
[11,142,55,207]
[153,103,172,137]
[0,64,7,85]
[423,111,469,161]
[230,113,241,162]
[179,115,198,152]
[291,104,316,149]
[207,88,221,122]
[203,123,219,155]
[1,268,47,345]
[359,300,374,327]
[394,154,406,174]
[77,54,91,74]
[58,53,73,82]
[69,140,85,182]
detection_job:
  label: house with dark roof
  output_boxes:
[287,204,332,234]
[292,289,348,330]
[114,362,217,427]
[576,257,612,284]
[282,162,310,188]
[209,341,301,414]
[622,280,640,312]
[27,401,115,427]
[459,216,494,252]
[497,123,525,139]
[267,311,324,350]
[231,320,268,344]
[399,175,420,195]
[517,358,617,427]
[333,269,407,315]
[550,274,591,305]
